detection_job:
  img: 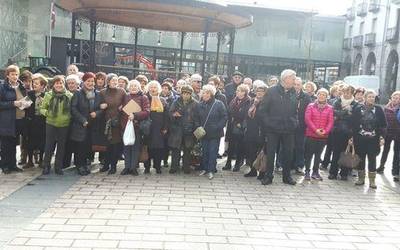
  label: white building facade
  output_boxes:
[342,0,400,99]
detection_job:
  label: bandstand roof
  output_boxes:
[57,0,253,32]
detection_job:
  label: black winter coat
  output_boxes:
[296,90,312,132]
[352,104,387,137]
[256,84,298,134]
[332,98,359,136]
[70,89,104,142]
[0,79,26,136]
[147,95,169,149]
[168,97,198,148]
[224,82,238,105]
[196,98,227,140]
[26,91,46,151]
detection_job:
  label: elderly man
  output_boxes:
[224,71,243,105]
[256,69,298,185]
[190,74,202,101]
[267,76,279,87]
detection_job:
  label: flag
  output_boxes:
[50,2,56,30]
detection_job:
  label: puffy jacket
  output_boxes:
[305,102,334,139]
[40,90,73,128]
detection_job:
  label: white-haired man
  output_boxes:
[256,69,298,185]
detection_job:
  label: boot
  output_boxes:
[368,172,377,189]
[99,165,109,173]
[376,165,385,174]
[257,171,265,180]
[108,166,116,175]
[120,168,130,175]
[18,151,27,165]
[233,160,243,172]
[83,165,91,175]
[55,168,64,175]
[355,170,365,186]
[42,166,50,175]
[77,166,87,176]
[130,168,139,176]
[244,167,257,177]
[222,160,232,171]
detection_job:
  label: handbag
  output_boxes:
[193,101,216,140]
[253,147,267,172]
[139,145,149,162]
[123,120,135,146]
[232,122,245,136]
[338,142,360,169]
[139,118,152,136]
[190,141,203,158]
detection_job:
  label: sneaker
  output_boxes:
[311,171,323,181]
[304,170,311,180]
[394,175,399,182]
[208,172,214,180]
[199,170,207,176]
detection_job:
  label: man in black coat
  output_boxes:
[224,71,243,105]
[256,69,298,185]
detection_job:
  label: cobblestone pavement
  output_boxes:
[0,168,41,201]
[2,161,400,250]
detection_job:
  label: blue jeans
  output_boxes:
[200,138,219,173]
[123,135,141,170]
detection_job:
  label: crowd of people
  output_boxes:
[0,64,398,188]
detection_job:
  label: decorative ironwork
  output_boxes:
[357,2,368,17]
[365,33,376,46]
[353,35,364,48]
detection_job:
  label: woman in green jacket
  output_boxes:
[40,75,73,175]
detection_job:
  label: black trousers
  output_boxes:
[265,132,294,180]
[245,139,262,167]
[354,135,379,172]
[171,137,192,171]
[42,125,69,170]
[321,134,333,167]
[380,136,400,175]
[0,136,16,170]
[227,134,246,165]
[329,131,351,177]
[73,133,91,168]
[145,148,163,170]
[105,143,122,169]
[304,137,326,172]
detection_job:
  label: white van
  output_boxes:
[343,75,380,94]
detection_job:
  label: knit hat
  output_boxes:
[82,72,95,82]
[181,85,194,94]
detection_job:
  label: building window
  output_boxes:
[371,18,377,33]
[287,28,301,40]
[313,31,325,42]
[348,25,353,37]
[359,21,365,35]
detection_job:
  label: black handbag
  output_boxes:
[232,122,245,136]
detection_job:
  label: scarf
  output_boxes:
[150,95,164,112]
[48,91,70,117]
[386,100,399,111]
[340,96,354,111]
[85,89,95,112]
[248,97,261,119]
[316,100,327,110]
[231,95,250,113]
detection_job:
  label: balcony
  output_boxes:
[353,35,364,48]
[365,33,376,46]
[357,2,368,17]
[386,27,399,43]
[346,7,355,20]
[369,0,380,12]
[343,38,352,49]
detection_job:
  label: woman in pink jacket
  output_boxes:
[304,88,334,181]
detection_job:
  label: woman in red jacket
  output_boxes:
[304,88,334,181]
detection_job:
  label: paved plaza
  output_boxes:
[1,158,400,250]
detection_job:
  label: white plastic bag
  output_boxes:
[123,120,135,146]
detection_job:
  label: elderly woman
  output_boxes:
[70,72,105,176]
[304,88,334,181]
[378,91,400,180]
[197,84,227,179]
[25,73,47,169]
[354,87,366,104]
[168,85,198,174]
[95,72,107,91]
[118,76,129,91]
[353,90,387,188]
[304,81,317,102]
[120,80,150,175]
[145,80,169,174]
[135,75,149,93]
[66,74,80,94]
[208,76,227,108]
[222,84,251,172]
[99,73,126,174]
[66,64,79,76]
[40,75,73,175]
[328,85,359,180]
[175,79,188,95]
[244,84,267,177]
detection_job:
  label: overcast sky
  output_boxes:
[229,0,354,16]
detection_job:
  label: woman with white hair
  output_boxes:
[144,80,169,174]
[304,88,334,181]
[197,84,228,180]
[65,74,80,94]
[353,90,387,188]
[120,80,150,175]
